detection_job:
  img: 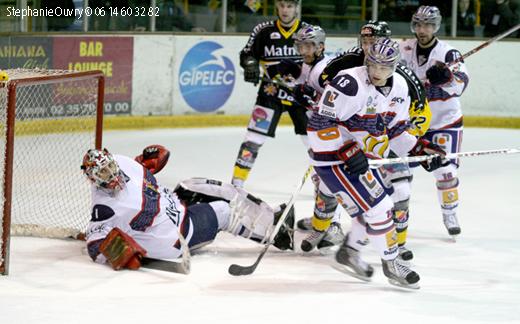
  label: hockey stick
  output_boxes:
[141,228,191,274]
[368,148,520,166]
[228,166,313,276]
[449,23,520,67]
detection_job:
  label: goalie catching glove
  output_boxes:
[135,144,170,174]
[409,138,450,172]
[337,140,369,176]
[100,227,147,270]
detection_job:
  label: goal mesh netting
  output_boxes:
[0,69,104,275]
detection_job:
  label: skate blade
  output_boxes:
[318,245,340,256]
[387,278,420,290]
[331,264,372,282]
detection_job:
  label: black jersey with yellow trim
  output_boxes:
[239,19,308,69]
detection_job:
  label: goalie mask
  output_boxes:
[82,148,125,194]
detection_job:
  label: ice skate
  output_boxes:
[381,257,420,289]
[296,217,313,231]
[398,245,414,261]
[443,214,461,239]
[317,222,344,254]
[300,229,326,252]
[333,242,374,281]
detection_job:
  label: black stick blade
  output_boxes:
[228,263,257,276]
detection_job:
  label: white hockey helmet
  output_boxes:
[411,6,442,33]
[81,148,125,193]
[365,38,401,71]
[294,25,326,48]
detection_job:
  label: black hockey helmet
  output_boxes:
[360,20,392,38]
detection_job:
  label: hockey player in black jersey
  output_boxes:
[231,0,309,188]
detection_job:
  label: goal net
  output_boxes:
[0,69,104,275]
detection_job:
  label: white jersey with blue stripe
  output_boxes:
[308,66,417,166]
[296,54,334,95]
[86,155,191,263]
[399,38,469,130]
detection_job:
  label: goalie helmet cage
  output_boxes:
[0,69,104,275]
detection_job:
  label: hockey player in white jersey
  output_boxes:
[82,146,294,271]
[295,22,430,260]
[283,25,346,254]
[309,38,449,288]
[399,6,469,238]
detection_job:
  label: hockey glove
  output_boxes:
[135,144,170,174]
[409,138,450,172]
[242,56,260,85]
[276,59,302,79]
[337,141,369,176]
[293,84,318,110]
[426,62,453,86]
[100,227,147,270]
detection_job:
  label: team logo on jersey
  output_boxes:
[432,133,452,151]
[263,83,278,96]
[390,96,405,107]
[270,32,281,39]
[366,106,376,114]
[179,41,235,112]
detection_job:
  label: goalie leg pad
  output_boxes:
[227,191,275,242]
[100,227,147,270]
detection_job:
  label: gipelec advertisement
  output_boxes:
[168,35,355,115]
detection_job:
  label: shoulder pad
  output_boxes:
[445,49,464,64]
[347,46,363,55]
[330,73,358,96]
[252,21,274,34]
[91,204,115,222]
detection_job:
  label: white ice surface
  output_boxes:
[1,127,520,324]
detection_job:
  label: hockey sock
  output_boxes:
[346,216,369,250]
[366,211,398,261]
[436,177,459,216]
[393,200,410,247]
[232,141,262,186]
[311,190,338,231]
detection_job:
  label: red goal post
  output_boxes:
[0,69,104,275]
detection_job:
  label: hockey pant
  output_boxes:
[314,164,398,260]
